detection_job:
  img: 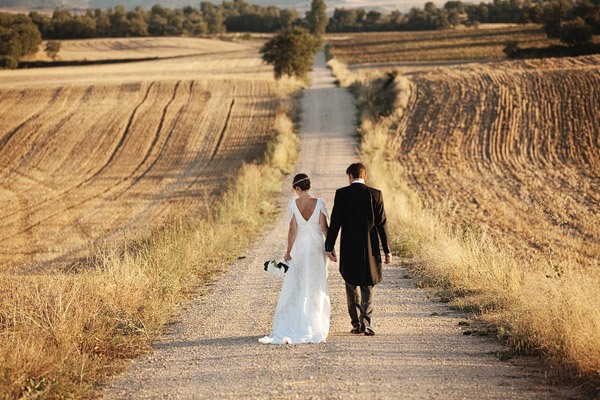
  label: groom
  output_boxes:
[325,163,391,336]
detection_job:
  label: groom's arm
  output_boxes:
[373,190,391,259]
[325,190,342,253]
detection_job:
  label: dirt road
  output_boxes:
[100,52,569,399]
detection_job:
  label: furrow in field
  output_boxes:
[0,75,278,272]
[15,81,186,235]
[395,57,600,269]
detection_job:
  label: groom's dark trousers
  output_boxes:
[345,283,373,327]
[326,182,389,329]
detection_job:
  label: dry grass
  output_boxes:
[329,56,600,387]
[327,25,571,64]
[0,38,302,398]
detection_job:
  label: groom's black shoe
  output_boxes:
[350,325,361,334]
[361,323,375,336]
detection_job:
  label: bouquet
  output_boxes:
[263,259,290,278]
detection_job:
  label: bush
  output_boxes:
[503,40,520,58]
[558,17,593,45]
[0,55,18,69]
[44,40,61,60]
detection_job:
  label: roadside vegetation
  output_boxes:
[327,53,600,388]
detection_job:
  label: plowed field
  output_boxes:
[392,55,600,269]
[327,26,561,64]
[0,38,278,272]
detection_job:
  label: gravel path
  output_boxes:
[100,51,570,399]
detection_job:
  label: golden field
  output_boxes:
[327,39,600,385]
[0,37,300,398]
[0,37,279,273]
[393,55,599,270]
[24,36,242,62]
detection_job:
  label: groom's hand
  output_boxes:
[385,253,392,264]
[326,250,337,262]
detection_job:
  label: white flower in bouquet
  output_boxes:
[263,260,290,278]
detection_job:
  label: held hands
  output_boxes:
[326,249,337,262]
[325,250,389,263]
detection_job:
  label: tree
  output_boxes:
[306,0,327,36]
[0,55,18,69]
[542,0,574,38]
[201,2,225,34]
[280,8,298,28]
[503,39,520,57]
[543,0,599,45]
[444,1,466,14]
[558,16,593,44]
[44,40,61,60]
[260,26,319,79]
[0,13,41,60]
[365,10,382,25]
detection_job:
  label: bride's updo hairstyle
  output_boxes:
[292,173,311,191]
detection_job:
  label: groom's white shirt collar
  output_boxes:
[351,179,365,184]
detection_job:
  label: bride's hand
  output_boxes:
[326,250,337,262]
[284,252,292,262]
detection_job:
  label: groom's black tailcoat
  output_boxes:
[325,183,390,286]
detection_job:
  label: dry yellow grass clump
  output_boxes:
[0,38,301,398]
[329,55,600,385]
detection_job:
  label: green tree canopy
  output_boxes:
[0,13,42,68]
[44,40,61,60]
[260,26,319,79]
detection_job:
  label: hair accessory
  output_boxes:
[292,177,310,186]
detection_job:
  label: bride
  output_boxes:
[259,173,331,344]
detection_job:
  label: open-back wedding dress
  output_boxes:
[259,198,330,344]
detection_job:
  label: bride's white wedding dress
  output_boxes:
[259,198,330,344]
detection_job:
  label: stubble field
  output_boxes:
[394,55,600,270]
[24,36,242,62]
[0,37,277,273]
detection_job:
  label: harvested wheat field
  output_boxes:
[26,36,245,62]
[0,37,278,273]
[392,55,599,270]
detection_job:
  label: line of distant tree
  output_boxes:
[1,0,599,69]
[27,0,299,39]
[327,0,599,36]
